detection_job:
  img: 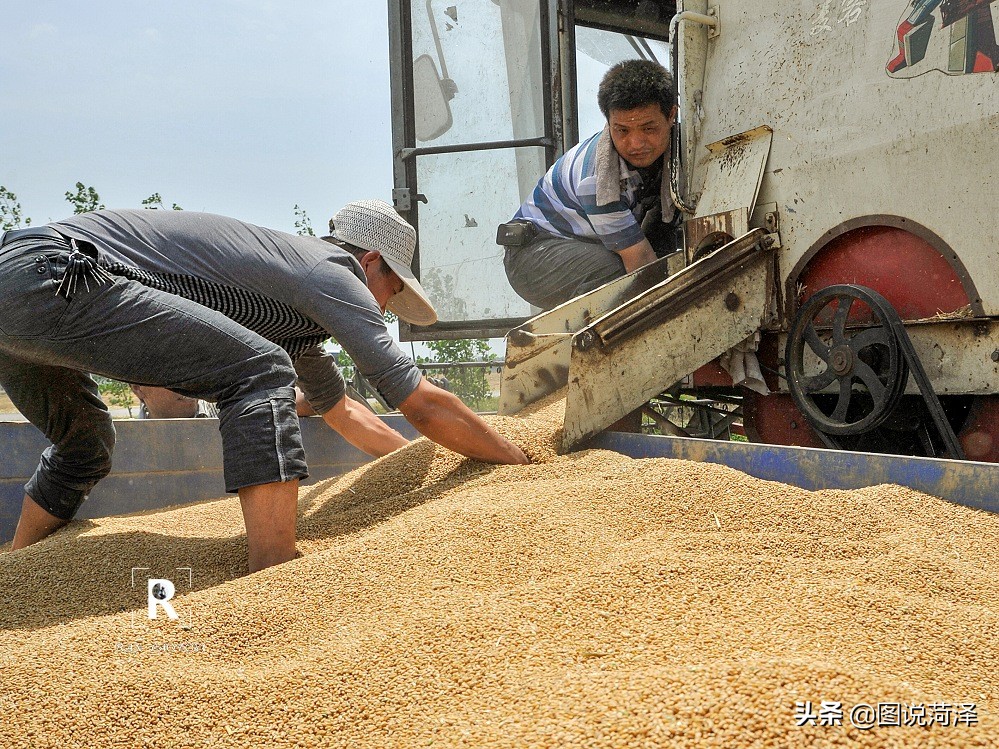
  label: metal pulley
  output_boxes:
[786,285,908,436]
[785,284,964,459]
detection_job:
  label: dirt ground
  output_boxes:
[0,390,138,420]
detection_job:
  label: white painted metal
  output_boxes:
[679,0,999,315]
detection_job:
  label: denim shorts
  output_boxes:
[0,231,307,519]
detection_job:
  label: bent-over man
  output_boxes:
[0,200,528,572]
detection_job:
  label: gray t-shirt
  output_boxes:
[52,209,423,411]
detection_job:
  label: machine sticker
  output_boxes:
[887,0,999,76]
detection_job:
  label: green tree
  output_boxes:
[65,182,104,214]
[294,204,315,236]
[334,349,356,381]
[0,186,31,231]
[94,377,136,418]
[408,268,496,408]
[142,193,182,210]
[419,338,495,409]
[141,192,163,209]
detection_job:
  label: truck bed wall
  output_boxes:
[0,416,419,544]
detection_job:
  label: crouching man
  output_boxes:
[501,59,679,310]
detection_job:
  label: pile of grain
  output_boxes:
[1,397,997,748]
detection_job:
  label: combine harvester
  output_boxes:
[2,0,997,541]
[386,0,999,509]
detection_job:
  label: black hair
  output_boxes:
[597,59,676,119]
[322,235,366,262]
[321,236,393,277]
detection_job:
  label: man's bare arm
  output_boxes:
[399,379,529,464]
[616,238,658,273]
[322,394,410,457]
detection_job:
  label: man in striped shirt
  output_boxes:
[502,59,678,310]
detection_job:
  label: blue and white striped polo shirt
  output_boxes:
[513,131,647,252]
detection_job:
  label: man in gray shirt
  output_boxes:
[0,200,527,572]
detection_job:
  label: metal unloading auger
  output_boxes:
[499,229,779,451]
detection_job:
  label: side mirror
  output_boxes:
[413,53,456,142]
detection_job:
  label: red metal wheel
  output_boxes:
[959,397,999,462]
[743,225,996,462]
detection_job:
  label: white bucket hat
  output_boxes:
[330,199,438,326]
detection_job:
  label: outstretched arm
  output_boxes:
[399,379,530,464]
[322,394,410,457]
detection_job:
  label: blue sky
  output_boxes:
[1,3,664,351]
[1,1,395,234]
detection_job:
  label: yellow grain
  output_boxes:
[0,396,997,748]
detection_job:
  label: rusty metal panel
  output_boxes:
[695,125,773,219]
[562,231,777,449]
[498,333,573,415]
[498,253,677,414]
[684,125,772,259]
[684,206,749,261]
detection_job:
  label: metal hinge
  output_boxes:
[392,188,428,212]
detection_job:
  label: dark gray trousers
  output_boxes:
[503,233,625,311]
[0,232,307,520]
